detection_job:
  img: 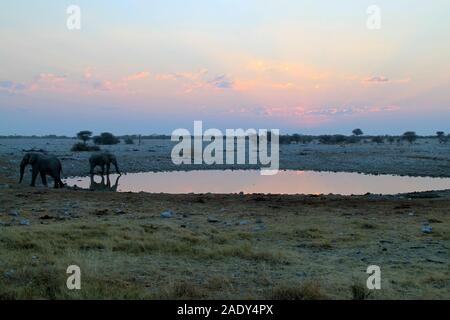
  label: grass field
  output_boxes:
[1,170,449,299]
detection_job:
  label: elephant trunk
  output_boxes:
[19,160,27,183]
[113,161,121,175]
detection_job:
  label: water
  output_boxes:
[63,170,450,195]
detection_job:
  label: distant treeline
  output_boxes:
[1,131,449,145]
[0,134,172,140]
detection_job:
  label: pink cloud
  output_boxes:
[123,71,150,82]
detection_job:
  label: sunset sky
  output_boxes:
[1,0,449,135]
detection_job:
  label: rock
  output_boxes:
[20,219,30,226]
[4,269,15,279]
[115,209,126,215]
[207,216,220,223]
[421,225,433,234]
[9,210,20,217]
[39,214,53,220]
[252,225,266,232]
[238,220,250,225]
[160,211,173,218]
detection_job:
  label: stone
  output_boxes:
[252,225,266,232]
[4,269,15,279]
[115,209,126,215]
[9,210,19,217]
[421,225,433,234]
[160,211,173,218]
[20,219,30,226]
[207,216,220,223]
[238,220,250,225]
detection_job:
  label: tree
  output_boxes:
[436,131,446,144]
[402,131,417,144]
[93,132,120,145]
[352,128,363,136]
[76,130,92,145]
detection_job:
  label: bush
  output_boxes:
[371,136,384,144]
[124,136,134,145]
[319,135,347,144]
[93,132,120,145]
[71,143,100,152]
[269,281,327,300]
[352,128,363,136]
[346,136,360,144]
[402,131,417,144]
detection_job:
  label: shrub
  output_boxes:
[93,132,120,145]
[350,282,372,300]
[371,136,384,144]
[124,136,134,145]
[352,128,363,136]
[269,281,327,300]
[346,136,360,144]
[71,143,100,152]
[402,131,417,144]
[319,135,347,144]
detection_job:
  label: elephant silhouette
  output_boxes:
[89,174,120,192]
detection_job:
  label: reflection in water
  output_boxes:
[89,174,121,192]
[64,170,450,195]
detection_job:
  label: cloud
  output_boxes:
[0,80,28,94]
[208,74,234,89]
[35,73,67,83]
[123,71,150,82]
[155,69,234,93]
[223,105,400,122]
[246,59,329,81]
[363,76,389,83]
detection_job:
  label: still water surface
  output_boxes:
[63,170,450,195]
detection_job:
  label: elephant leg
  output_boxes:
[31,168,39,186]
[40,171,48,186]
[90,163,95,176]
[54,170,64,188]
[101,165,105,176]
[106,163,111,176]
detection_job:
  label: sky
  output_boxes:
[0,0,449,135]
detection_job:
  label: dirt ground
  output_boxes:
[0,152,449,299]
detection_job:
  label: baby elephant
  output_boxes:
[19,152,64,188]
[89,152,121,176]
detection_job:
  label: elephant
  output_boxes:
[19,152,64,188]
[89,152,121,176]
[89,174,120,192]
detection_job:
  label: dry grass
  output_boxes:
[269,281,328,300]
[0,177,449,299]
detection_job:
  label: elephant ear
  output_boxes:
[29,154,38,164]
